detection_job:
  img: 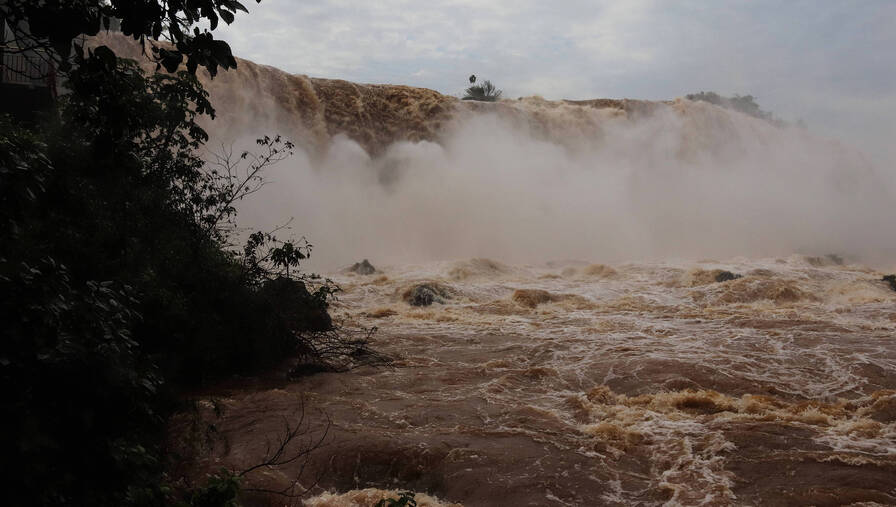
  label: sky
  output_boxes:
[217,0,896,168]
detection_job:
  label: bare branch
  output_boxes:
[201,136,295,239]
[292,326,393,376]
[237,401,332,500]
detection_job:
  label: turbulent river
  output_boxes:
[190,256,896,506]
[97,32,896,506]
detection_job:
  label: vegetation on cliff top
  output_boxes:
[685,91,787,126]
[463,74,503,102]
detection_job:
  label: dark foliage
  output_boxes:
[0,0,260,76]
[714,270,742,283]
[183,472,242,507]
[1,3,392,505]
[0,259,165,505]
[349,259,377,275]
[463,79,502,102]
[685,91,784,126]
[0,40,376,507]
[375,491,419,507]
[883,275,896,292]
[3,47,332,384]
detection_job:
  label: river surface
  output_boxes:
[182,256,896,506]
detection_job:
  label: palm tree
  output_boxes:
[463,79,502,102]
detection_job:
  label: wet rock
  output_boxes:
[883,274,896,292]
[714,270,743,283]
[866,392,896,423]
[258,277,332,332]
[402,283,451,306]
[349,259,377,275]
[686,268,743,286]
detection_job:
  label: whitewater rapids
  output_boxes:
[95,31,896,505]
[188,256,896,506]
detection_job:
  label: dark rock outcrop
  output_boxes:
[402,283,452,306]
[883,274,896,291]
[714,270,743,283]
[349,259,377,275]
[258,277,332,332]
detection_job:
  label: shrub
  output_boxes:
[0,45,376,506]
[1,3,391,504]
[0,259,165,505]
[463,79,502,102]
[685,91,783,125]
[375,491,418,507]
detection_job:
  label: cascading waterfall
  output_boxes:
[95,32,896,506]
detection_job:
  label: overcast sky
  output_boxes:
[217,0,895,167]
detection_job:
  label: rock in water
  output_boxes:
[350,259,377,275]
[402,283,452,306]
[409,286,437,306]
[883,275,896,291]
[714,270,743,283]
[686,268,744,286]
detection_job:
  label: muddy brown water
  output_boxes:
[175,257,896,506]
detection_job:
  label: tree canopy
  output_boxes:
[0,2,385,505]
[463,79,502,102]
[0,0,259,75]
[685,91,784,125]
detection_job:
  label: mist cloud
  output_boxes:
[232,103,896,272]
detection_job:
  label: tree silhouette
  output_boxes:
[463,78,502,102]
[0,0,259,76]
